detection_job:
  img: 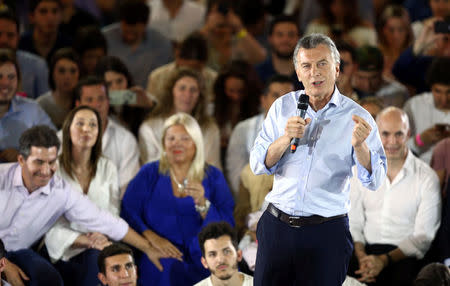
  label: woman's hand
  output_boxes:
[73,232,111,250]
[185,181,206,206]
[142,230,183,260]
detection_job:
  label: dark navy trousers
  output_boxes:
[254,210,353,286]
[6,249,64,286]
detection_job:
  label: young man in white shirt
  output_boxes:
[349,107,441,286]
[196,222,253,286]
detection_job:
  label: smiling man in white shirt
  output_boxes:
[349,107,441,286]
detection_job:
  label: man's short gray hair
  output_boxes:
[293,33,341,70]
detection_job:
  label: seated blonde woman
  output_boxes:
[138,68,221,168]
[122,112,234,286]
[44,106,165,286]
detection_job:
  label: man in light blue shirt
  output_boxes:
[249,33,387,285]
[0,7,49,99]
[0,49,54,163]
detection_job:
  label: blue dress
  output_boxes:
[121,161,235,286]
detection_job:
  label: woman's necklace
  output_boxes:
[170,169,188,193]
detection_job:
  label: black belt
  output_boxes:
[267,203,347,228]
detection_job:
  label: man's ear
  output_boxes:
[98,273,108,285]
[236,249,243,262]
[17,154,25,167]
[0,257,6,272]
[75,100,81,107]
[200,257,209,270]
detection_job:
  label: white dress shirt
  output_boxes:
[226,113,264,195]
[138,116,221,169]
[102,119,140,197]
[194,273,253,286]
[44,157,120,262]
[404,92,450,164]
[349,150,441,259]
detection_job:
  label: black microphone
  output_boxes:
[290,94,309,153]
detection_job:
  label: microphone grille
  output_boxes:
[298,94,309,109]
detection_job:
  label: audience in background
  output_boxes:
[199,0,267,71]
[376,5,413,79]
[147,0,206,44]
[37,48,80,128]
[393,16,450,94]
[58,0,98,38]
[97,243,138,286]
[349,107,441,286]
[147,32,217,112]
[256,15,303,90]
[122,113,234,286]
[353,45,409,107]
[403,57,450,164]
[102,0,172,88]
[305,0,377,47]
[95,56,154,136]
[226,75,293,196]
[139,68,221,168]
[336,41,359,101]
[0,49,54,163]
[213,61,262,159]
[358,96,385,119]
[73,76,139,196]
[0,7,50,99]
[73,25,107,76]
[19,0,72,63]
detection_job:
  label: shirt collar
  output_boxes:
[326,86,343,108]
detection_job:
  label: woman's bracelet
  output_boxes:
[195,199,211,214]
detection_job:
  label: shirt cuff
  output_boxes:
[249,144,277,175]
[356,150,385,190]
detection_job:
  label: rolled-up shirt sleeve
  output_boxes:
[63,189,128,241]
[353,117,387,191]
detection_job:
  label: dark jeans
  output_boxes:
[6,249,63,286]
[254,210,353,286]
[348,244,420,286]
[54,249,101,286]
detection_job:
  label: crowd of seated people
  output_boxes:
[0,0,449,285]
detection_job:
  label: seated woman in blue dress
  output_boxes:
[121,112,235,286]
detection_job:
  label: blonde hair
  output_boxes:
[159,112,205,181]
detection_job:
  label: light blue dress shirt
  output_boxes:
[250,87,386,217]
[0,96,55,153]
[16,50,50,99]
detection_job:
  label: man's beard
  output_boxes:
[273,48,294,60]
[0,99,11,105]
[210,261,238,281]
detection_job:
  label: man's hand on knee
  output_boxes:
[3,258,29,286]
